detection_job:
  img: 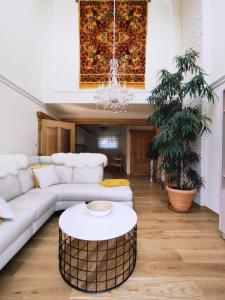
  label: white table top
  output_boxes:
[59,202,137,241]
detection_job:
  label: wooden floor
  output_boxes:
[1,178,225,299]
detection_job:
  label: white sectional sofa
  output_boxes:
[0,153,132,270]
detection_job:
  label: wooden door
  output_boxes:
[130,129,155,176]
[39,119,75,155]
[60,121,75,153]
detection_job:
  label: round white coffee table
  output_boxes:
[58,202,137,293]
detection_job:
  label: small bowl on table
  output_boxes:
[86,201,113,217]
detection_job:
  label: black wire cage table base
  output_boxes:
[59,225,137,293]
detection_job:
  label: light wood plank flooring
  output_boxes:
[0,178,225,300]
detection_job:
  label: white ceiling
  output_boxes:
[47,103,152,119]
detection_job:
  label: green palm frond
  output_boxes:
[147,49,216,191]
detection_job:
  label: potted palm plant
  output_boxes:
[147,49,216,212]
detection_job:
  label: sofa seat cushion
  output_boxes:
[9,191,56,221]
[0,207,35,254]
[97,185,132,202]
[45,184,99,201]
[45,184,132,202]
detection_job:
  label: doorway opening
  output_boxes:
[75,124,156,177]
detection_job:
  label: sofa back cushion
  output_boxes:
[18,169,34,193]
[55,166,72,184]
[72,166,103,184]
[39,156,53,165]
[28,155,40,166]
[0,175,23,201]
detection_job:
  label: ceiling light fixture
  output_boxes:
[94,0,133,113]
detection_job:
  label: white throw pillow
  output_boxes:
[18,169,34,193]
[32,166,60,189]
[0,197,15,219]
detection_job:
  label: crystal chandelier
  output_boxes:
[94,0,133,113]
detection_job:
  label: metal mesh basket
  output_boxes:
[59,225,137,293]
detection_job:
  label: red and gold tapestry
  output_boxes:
[79,0,148,89]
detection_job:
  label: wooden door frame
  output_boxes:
[37,112,57,155]
[61,118,149,126]
[40,119,60,155]
[37,112,56,121]
[60,121,75,153]
[39,119,75,155]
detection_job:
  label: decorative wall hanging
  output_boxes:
[94,0,133,113]
[79,0,148,89]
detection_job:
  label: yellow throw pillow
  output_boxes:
[0,218,2,224]
[31,165,48,188]
[99,179,130,188]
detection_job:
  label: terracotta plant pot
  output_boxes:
[166,185,197,213]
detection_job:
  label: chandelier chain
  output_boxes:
[113,0,116,60]
[94,0,133,113]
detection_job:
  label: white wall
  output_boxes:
[207,0,225,84]
[182,0,203,56]
[0,0,182,105]
[0,0,44,99]
[0,0,58,155]
[206,85,224,213]
[0,82,58,155]
[181,0,204,207]
[182,0,225,84]
[204,0,225,214]
[43,0,182,104]
[181,0,225,214]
